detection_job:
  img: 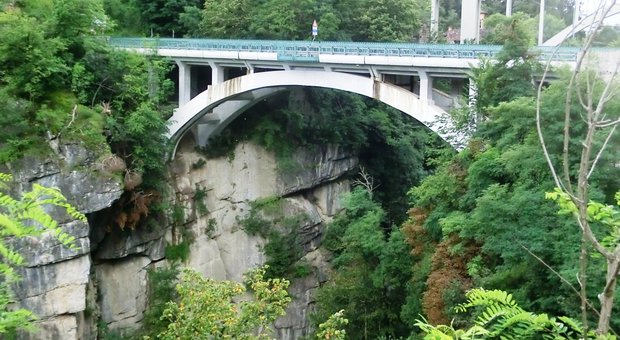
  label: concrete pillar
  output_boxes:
[419,71,433,105]
[176,60,191,106]
[460,0,481,43]
[431,0,440,37]
[506,0,513,16]
[210,62,225,85]
[538,0,546,46]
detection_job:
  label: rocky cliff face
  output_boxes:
[3,143,123,340]
[8,137,356,339]
[169,137,356,339]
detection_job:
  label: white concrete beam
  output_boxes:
[167,71,454,158]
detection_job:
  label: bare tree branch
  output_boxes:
[352,166,378,196]
[536,0,620,334]
[519,242,602,318]
[588,125,617,179]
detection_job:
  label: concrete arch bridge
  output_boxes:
[110,38,581,154]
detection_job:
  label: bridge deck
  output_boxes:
[109,37,581,63]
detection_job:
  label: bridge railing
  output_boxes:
[109,37,581,62]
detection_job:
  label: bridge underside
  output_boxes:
[167,71,457,157]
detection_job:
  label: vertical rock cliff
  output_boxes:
[8,136,357,339]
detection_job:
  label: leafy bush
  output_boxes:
[164,241,190,262]
[156,266,290,339]
[141,266,179,337]
[416,288,602,339]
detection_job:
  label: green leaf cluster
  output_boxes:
[315,187,415,339]
[139,265,180,337]
[316,309,348,340]
[156,266,291,339]
[416,288,602,339]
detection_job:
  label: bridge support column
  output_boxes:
[176,61,191,106]
[210,62,225,85]
[460,0,481,43]
[419,71,434,106]
[431,0,440,37]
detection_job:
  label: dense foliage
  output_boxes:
[1,0,173,233]
[406,17,620,339]
[314,187,415,338]
[156,266,290,339]
[104,0,430,41]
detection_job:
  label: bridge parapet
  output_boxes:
[109,37,580,62]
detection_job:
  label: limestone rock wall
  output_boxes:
[3,144,123,340]
[167,138,356,338]
[8,137,355,339]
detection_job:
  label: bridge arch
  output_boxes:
[167,70,452,157]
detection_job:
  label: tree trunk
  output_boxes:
[597,259,619,334]
[579,235,588,337]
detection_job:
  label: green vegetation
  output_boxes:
[164,241,190,262]
[0,173,85,335]
[314,186,415,338]
[405,13,620,338]
[316,310,348,340]
[190,158,206,169]
[166,201,193,263]
[2,0,620,338]
[140,266,180,338]
[195,0,427,41]
[156,266,290,339]
[416,288,598,339]
[193,185,208,216]
[238,197,313,279]
[1,0,173,234]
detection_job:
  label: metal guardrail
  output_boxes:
[108,37,581,62]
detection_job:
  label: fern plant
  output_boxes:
[0,173,85,334]
[416,288,607,339]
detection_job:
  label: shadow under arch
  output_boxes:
[167,70,453,158]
